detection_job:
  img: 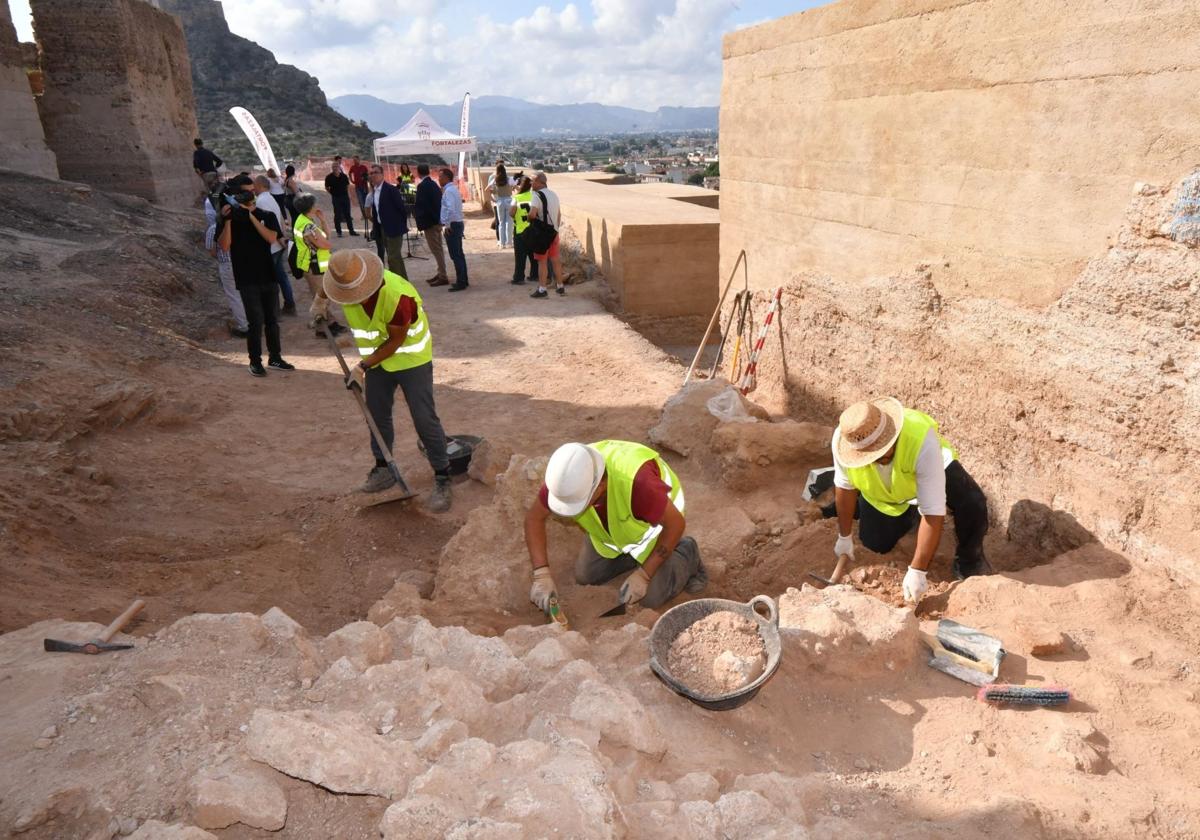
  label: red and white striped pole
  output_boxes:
[737,287,782,394]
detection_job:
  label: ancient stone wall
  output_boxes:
[721,0,1200,306]
[719,1,1200,580]
[33,0,199,207]
[0,3,57,179]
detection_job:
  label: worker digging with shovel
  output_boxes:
[323,249,452,512]
[525,441,707,620]
[823,397,992,603]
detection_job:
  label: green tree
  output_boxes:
[703,161,720,177]
[687,171,705,186]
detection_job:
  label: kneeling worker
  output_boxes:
[830,397,990,603]
[526,441,706,616]
[324,250,452,512]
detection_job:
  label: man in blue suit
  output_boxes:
[414,163,449,286]
[368,163,410,279]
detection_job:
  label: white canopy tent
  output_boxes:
[373,108,477,158]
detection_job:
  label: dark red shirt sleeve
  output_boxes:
[629,460,670,524]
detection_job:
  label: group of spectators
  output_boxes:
[484,163,564,298]
[195,138,569,375]
[322,156,470,292]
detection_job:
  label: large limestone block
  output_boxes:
[191,765,287,830]
[321,620,394,669]
[368,581,426,626]
[569,680,666,756]
[243,709,422,798]
[380,794,462,839]
[401,738,618,839]
[126,822,217,840]
[648,380,765,458]
[778,585,919,678]
[409,619,530,699]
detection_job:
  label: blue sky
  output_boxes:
[6,0,832,109]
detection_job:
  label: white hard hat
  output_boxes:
[544,443,606,517]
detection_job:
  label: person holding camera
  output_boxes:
[218,179,294,377]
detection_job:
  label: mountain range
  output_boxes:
[331,94,719,138]
[154,0,379,162]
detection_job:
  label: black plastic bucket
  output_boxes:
[648,595,781,711]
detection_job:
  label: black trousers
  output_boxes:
[363,361,449,472]
[238,283,281,364]
[331,193,356,234]
[856,461,988,564]
[514,232,536,282]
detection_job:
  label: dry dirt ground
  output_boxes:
[1,171,1198,839]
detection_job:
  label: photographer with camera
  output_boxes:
[217,176,294,377]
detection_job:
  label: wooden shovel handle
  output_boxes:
[99,599,145,643]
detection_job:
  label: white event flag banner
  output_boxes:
[229,107,281,174]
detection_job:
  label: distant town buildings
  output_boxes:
[478,130,719,190]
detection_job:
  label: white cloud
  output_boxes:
[219,0,739,109]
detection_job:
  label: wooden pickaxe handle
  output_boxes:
[98,599,145,643]
[828,553,851,584]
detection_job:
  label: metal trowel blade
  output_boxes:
[599,602,627,618]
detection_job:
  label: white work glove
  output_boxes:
[902,567,928,604]
[834,533,855,561]
[619,567,651,605]
[529,566,557,614]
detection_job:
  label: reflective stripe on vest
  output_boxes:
[342,271,433,371]
[292,213,330,273]
[573,440,684,564]
[843,409,958,517]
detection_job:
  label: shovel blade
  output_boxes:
[599,602,627,618]
[353,486,419,508]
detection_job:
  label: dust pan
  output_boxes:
[919,619,1004,687]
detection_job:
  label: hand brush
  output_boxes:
[978,684,1071,706]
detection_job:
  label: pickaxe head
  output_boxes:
[43,638,134,655]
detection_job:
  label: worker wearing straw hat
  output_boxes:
[830,398,990,603]
[324,249,452,512]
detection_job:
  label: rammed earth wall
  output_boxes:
[33,0,199,207]
[720,1,1200,579]
[0,2,57,179]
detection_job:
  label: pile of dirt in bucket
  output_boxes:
[667,611,766,694]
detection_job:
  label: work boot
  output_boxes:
[685,557,709,594]
[427,474,452,513]
[328,322,347,336]
[360,465,396,494]
[952,553,993,580]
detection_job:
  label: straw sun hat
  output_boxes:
[324,249,384,305]
[834,397,906,469]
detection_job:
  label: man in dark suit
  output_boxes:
[368,164,410,279]
[414,163,449,286]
